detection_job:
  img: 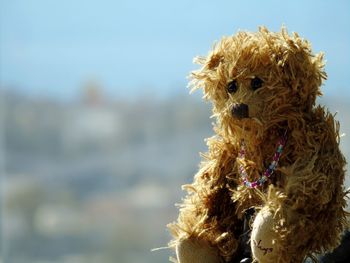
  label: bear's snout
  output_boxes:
[231,103,249,119]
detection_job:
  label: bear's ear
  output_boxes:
[193,52,224,70]
[206,53,224,70]
[189,51,224,98]
[276,28,327,106]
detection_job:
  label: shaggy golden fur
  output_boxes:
[168,27,349,263]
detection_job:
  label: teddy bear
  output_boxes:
[167,27,349,263]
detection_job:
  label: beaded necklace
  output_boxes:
[238,130,288,188]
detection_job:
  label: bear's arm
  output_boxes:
[257,115,348,263]
[168,138,243,261]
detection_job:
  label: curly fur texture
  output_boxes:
[167,27,349,263]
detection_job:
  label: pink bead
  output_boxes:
[273,152,280,161]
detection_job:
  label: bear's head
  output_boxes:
[190,27,326,145]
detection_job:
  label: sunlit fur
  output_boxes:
[168,27,349,262]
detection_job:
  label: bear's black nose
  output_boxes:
[232,103,249,119]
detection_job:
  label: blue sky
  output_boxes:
[1,0,349,100]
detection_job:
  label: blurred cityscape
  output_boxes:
[1,83,349,263]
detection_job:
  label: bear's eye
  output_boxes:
[227,80,238,93]
[251,77,263,90]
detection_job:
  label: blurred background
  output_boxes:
[0,0,349,262]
